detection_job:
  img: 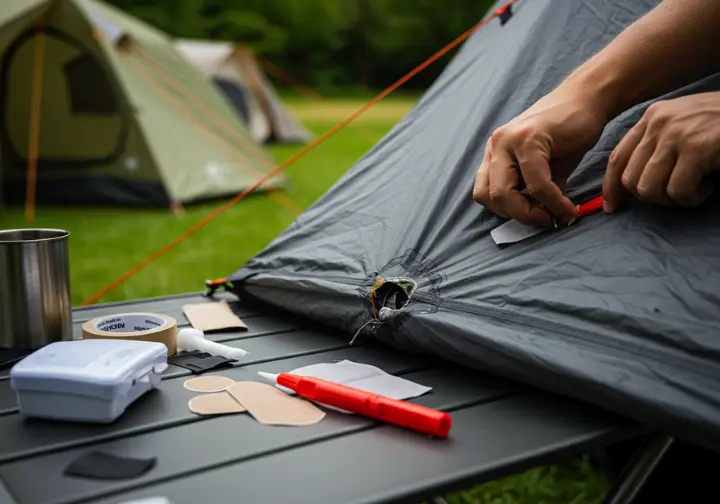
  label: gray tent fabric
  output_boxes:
[227,0,720,451]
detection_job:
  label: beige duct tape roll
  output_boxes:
[81,313,177,356]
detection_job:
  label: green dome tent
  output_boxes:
[0,0,285,208]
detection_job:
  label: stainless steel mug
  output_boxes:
[0,229,73,349]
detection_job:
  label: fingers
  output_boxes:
[635,148,676,206]
[474,133,551,224]
[604,117,713,211]
[473,138,510,218]
[515,148,578,223]
[603,121,646,213]
[487,142,552,225]
[667,153,714,208]
[620,136,659,201]
[472,139,490,202]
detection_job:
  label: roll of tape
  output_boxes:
[82,313,177,356]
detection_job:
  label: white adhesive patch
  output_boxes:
[490,219,548,245]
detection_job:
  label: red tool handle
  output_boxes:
[277,373,452,438]
[577,195,604,216]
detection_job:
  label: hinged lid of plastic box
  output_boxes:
[10,339,168,400]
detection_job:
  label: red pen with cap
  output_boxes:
[577,195,604,216]
[259,371,452,438]
[564,195,604,226]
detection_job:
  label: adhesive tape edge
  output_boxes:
[81,312,177,356]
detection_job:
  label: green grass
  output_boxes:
[0,97,612,501]
[442,457,611,504]
[0,107,399,305]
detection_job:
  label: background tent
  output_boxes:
[0,0,285,208]
[226,0,720,452]
[174,39,313,145]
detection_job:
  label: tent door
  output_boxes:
[213,76,251,126]
[0,27,128,170]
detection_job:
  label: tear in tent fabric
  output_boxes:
[226,0,720,451]
[174,39,313,145]
[0,0,285,207]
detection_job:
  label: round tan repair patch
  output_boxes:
[188,392,247,416]
[183,376,236,393]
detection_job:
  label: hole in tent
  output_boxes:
[373,277,417,310]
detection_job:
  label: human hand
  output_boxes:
[473,87,608,225]
[603,92,720,212]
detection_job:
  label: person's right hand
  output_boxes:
[472,87,609,225]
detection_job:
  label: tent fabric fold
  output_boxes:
[228,0,720,451]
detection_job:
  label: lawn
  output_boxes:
[0,96,612,502]
[0,96,410,305]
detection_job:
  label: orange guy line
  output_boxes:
[81,6,510,305]
[122,53,303,216]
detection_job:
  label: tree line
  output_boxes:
[107,0,496,92]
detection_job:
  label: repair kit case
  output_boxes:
[10,338,168,423]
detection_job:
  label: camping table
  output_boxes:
[0,292,652,504]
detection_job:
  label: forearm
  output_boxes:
[560,0,720,121]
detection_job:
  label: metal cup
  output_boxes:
[0,229,73,349]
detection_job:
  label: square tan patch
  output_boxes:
[182,300,248,332]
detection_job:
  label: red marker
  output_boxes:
[566,195,604,226]
[577,195,604,217]
[259,372,452,438]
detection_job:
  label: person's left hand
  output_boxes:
[603,91,720,212]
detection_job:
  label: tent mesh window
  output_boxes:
[63,53,119,116]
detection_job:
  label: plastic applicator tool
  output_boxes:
[177,328,249,359]
[257,371,451,437]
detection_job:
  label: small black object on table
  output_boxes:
[0,292,654,504]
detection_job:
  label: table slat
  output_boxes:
[0,345,433,464]
[70,313,300,343]
[84,394,640,504]
[0,293,639,504]
[0,367,519,504]
[1,304,307,381]
[0,479,15,504]
[0,327,353,414]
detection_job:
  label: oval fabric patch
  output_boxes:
[188,392,246,415]
[183,375,235,392]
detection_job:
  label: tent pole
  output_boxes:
[25,17,46,222]
[237,48,278,141]
[170,201,185,218]
[255,53,322,100]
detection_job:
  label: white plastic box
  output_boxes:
[10,338,168,423]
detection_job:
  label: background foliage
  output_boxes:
[106,0,497,92]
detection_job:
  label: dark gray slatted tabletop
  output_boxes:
[0,292,643,504]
